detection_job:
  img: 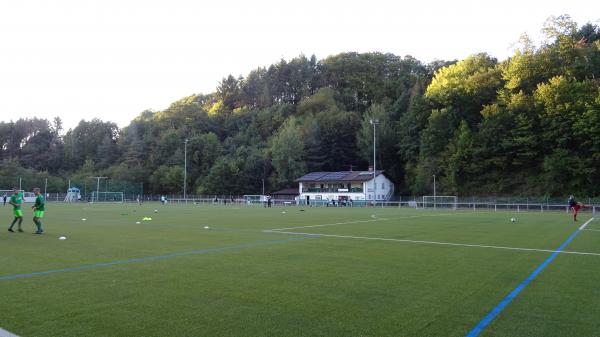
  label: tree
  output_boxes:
[149,165,184,194]
[426,53,503,126]
[270,117,306,187]
[443,121,473,194]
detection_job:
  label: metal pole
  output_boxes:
[373,121,376,205]
[262,178,265,196]
[19,177,22,191]
[90,177,107,202]
[44,178,48,197]
[433,174,436,209]
[370,118,379,206]
[184,139,188,201]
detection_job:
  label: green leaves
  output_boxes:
[2,16,599,197]
[270,117,306,187]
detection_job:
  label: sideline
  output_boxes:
[465,217,594,337]
[0,327,19,337]
[0,237,305,282]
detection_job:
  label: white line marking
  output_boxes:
[580,217,594,230]
[269,213,458,231]
[265,229,600,256]
[270,219,384,231]
[583,228,600,232]
[0,327,19,337]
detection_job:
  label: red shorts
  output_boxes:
[572,204,581,212]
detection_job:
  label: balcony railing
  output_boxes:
[302,188,363,193]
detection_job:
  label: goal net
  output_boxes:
[91,191,124,203]
[0,190,35,202]
[422,195,457,209]
[243,195,266,205]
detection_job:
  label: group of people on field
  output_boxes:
[4,187,45,234]
[0,191,591,235]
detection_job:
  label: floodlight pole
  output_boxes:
[370,118,379,206]
[183,139,188,202]
[433,174,436,209]
[90,177,107,202]
[262,178,265,196]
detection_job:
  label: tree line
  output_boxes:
[2,15,599,197]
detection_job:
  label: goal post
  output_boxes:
[0,189,35,202]
[422,195,457,210]
[91,191,124,203]
[243,195,267,205]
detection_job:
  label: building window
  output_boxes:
[381,183,385,189]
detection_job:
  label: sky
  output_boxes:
[0,0,598,130]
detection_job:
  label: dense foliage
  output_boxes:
[2,16,599,197]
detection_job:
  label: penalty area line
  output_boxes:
[269,212,460,231]
[265,226,600,257]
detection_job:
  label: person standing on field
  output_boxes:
[31,187,45,234]
[8,187,24,232]
[568,195,589,222]
[3,193,7,206]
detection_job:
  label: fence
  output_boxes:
[15,191,599,214]
[75,196,600,215]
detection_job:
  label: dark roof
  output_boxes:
[297,171,384,182]
[272,188,300,196]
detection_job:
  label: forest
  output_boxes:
[1,15,599,197]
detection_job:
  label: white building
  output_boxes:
[297,169,394,204]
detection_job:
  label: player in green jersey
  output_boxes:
[8,187,24,232]
[31,187,45,234]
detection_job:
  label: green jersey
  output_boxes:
[34,194,45,211]
[10,193,22,210]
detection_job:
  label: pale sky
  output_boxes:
[0,0,598,130]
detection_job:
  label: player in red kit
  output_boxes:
[568,195,589,222]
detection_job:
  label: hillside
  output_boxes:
[1,15,599,197]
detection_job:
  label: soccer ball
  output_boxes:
[58,236,67,240]
[511,218,516,222]
[204,226,209,229]
[81,218,87,221]
[136,221,141,224]
[154,209,158,213]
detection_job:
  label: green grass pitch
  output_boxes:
[0,203,598,337]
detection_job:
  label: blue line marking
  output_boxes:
[0,237,305,282]
[465,220,592,337]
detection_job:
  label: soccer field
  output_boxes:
[0,203,598,337]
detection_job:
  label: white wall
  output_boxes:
[364,174,393,200]
[299,174,394,201]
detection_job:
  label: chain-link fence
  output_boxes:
[2,176,598,211]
